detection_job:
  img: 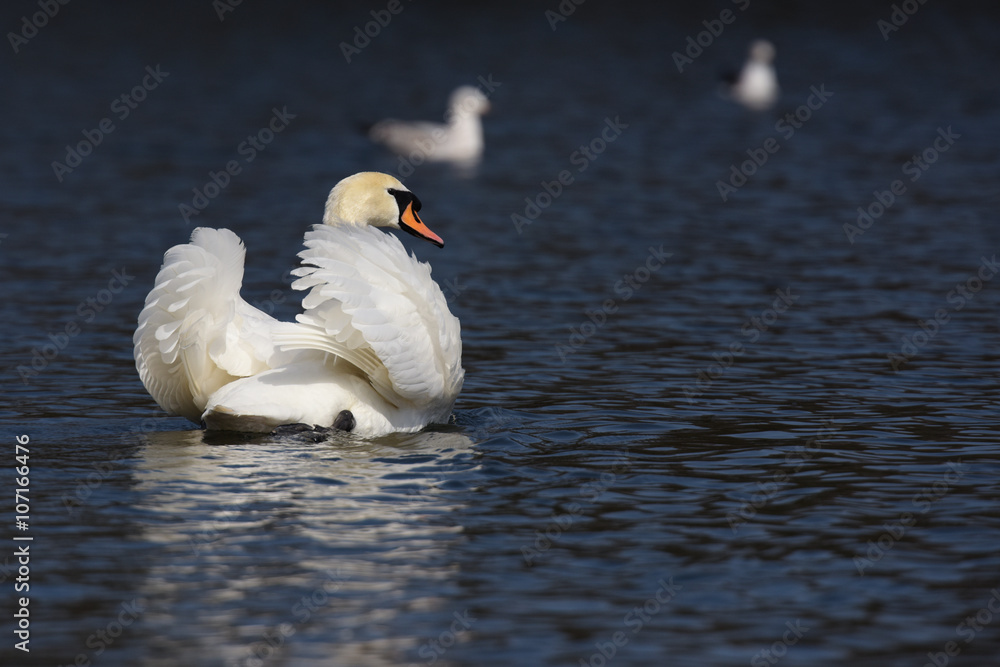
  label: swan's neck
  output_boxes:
[322,205,387,229]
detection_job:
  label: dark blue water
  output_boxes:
[3,2,1000,666]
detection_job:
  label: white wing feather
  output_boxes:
[272,224,463,410]
[133,228,277,422]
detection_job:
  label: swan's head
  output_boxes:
[447,86,490,121]
[322,172,444,247]
[748,39,776,64]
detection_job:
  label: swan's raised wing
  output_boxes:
[133,228,277,422]
[273,224,463,410]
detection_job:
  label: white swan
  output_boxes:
[368,85,489,165]
[133,172,464,437]
[724,39,779,111]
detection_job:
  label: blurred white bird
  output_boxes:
[368,86,490,165]
[134,172,464,437]
[723,40,779,111]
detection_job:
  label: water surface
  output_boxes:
[3,3,1000,666]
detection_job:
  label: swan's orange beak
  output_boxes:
[400,202,444,248]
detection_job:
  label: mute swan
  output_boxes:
[133,172,464,437]
[723,40,779,111]
[368,85,489,165]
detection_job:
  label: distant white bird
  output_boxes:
[723,40,779,111]
[368,86,490,165]
[134,172,464,437]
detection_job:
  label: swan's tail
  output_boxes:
[133,228,273,423]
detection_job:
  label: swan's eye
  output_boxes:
[387,188,421,213]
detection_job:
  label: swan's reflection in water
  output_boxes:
[132,428,478,666]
